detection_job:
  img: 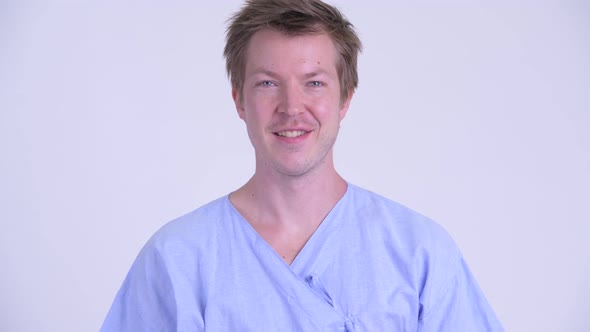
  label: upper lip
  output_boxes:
[273,128,310,132]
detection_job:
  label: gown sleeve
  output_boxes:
[100,242,181,332]
[417,256,504,332]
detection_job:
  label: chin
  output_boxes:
[274,165,312,177]
[272,158,327,178]
[258,149,332,178]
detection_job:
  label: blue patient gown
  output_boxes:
[101,184,503,331]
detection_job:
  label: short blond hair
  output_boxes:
[224,0,362,102]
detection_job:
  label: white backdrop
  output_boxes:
[1,1,589,331]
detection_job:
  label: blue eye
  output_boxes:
[308,81,323,87]
[259,81,275,87]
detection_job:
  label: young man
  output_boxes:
[102,0,503,330]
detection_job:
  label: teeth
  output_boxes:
[276,130,306,138]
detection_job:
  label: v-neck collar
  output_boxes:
[288,184,350,272]
[224,185,354,329]
[225,183,351,272]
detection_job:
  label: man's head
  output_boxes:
[224,0,362,103]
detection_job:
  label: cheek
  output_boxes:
[242,106,268,131]
[315,99,344,121]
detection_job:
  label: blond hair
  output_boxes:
[224,0,362,102]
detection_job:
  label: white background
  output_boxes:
[1,0,589,331]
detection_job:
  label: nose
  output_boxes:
[279,83,304,115]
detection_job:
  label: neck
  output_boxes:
[230,163,347,229]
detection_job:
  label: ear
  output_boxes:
[339,91,354,121]
[232,88,246,120]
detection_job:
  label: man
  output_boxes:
[101,0,503,330]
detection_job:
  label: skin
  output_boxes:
[229,28,353,265]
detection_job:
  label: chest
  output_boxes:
[184,231,421,331]
[252,222,319,265]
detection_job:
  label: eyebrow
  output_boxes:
[302,69,331,79]
[249,68,281,79]
[248,68,332,80]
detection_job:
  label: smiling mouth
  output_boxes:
[275,130,308,138]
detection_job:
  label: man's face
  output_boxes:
[233,29,352,178]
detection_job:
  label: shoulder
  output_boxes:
[120,195,241,293]
[139,196,235,259]
[345,184,459,255]
[100,198,234,331]
[345,184,465,297]
[344,186,502,327]
[154,196,231,236]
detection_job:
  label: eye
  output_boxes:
[258,80,276,87]
[308,81,323,87]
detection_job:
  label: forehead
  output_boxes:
[244,29,339,76]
